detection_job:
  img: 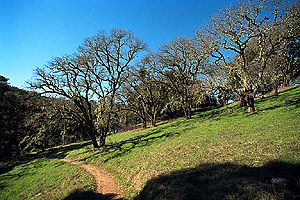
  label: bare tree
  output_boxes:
[82,29,147,146]
[196,0,290,112]
[121,84,149,129]
[266,2,300,93]
[29,54,100,148]
[157,37,206,119]
[124,54,169,127]
[29,29,146,148]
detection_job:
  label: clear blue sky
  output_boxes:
[0,0,235,89]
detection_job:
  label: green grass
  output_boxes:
[62,86,300,199]
[1,86,300,199]
[0,157,96,200]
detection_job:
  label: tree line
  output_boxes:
[0,76,90,161]
[1,0,299,160]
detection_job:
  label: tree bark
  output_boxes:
[88,130,99,148]
[239,95,247,107]
[142,119,147,129]
[274,86,278,96]
[246,95,255,113]
[218,92,227,107]
[151,115,156,127]
[99,133,106,147]
[282,76,289,87]
[184,106,191,119]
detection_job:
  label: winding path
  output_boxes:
[60,159,123,200]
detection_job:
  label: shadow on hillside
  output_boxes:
[63,190,122,200]
[0,142,91,175]
[135,161,300,200]
[194,105,242,121]
[44,142,92,159]
[103,128,181,162]
[253,88,300,115]
[0,127,182,173]
[0,157,67,191]
[194,86,300,120]
[256,86,300,106]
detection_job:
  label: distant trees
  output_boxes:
[0,75,86,161]
[29,51,100,148]
[122,53,169,127]
[157,37,207,119]
[0,76,23,160]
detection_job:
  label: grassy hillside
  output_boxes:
[0,157,96,199]
[1,86,299,199]
[63,86,300,199]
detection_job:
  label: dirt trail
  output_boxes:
[60,159,122,200]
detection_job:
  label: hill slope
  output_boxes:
[64,86,300,199]
[1,86,300,199]
[0,157,96,200]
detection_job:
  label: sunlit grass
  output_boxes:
[62,86,300,199]
[1,86,299,199]
[0,158,96,200]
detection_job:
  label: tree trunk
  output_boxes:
[142,119,147,129]
[62,124,67,145]
[151,115,156,127]
[220,93,227,107]
[88,130,99,148]
[283,82,287,88]
[274,86,278,96]
[282,78,289,88]
[246,95,255,113]
[218,92,226,106]
[184,106,191,119]
[41,143,45,152]
[239,95,247,107]
[125,112,129,130]
[99,133,106,147]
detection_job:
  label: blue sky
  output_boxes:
[0,0,235,89]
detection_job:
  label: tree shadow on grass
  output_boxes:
[1,126,181,173]
[0,142,91,175]
[135,161,300,200]
[0,157,66,192]
[44,142,92,159]
[194,87,300,120]
[256,86,300,107]
[103,129,181,162]
[63,190,123,200]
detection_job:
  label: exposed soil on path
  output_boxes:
[60,159,123,200]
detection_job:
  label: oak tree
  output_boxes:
[29,29,146,148]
